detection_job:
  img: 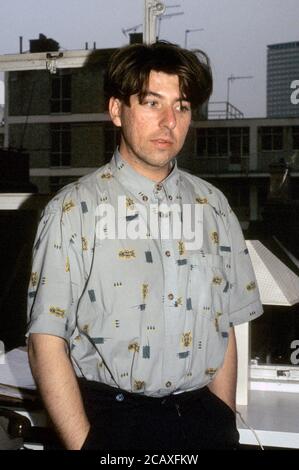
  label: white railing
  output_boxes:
[0,193,50,210]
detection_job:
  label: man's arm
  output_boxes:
[207,326,237,412]
[28,333,90,450]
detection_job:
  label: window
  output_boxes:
[251,305,299,367]
[218,129,229,156]
[197,129,207,156]
[0,210,38,349]
[50,69,71,113]
[229,128,249,164]
[207,128,217,155]
[196,127,249,160]
[216,181,249,210]
[292,126,299,149]
[260,127,283,151]
[49,176,77,193]
[247,236,299,385]
[50,124,71,167]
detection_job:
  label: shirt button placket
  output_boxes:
[160,184,180,391]
[154,183,177,330]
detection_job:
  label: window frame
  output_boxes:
[50,123,71,168]
[50,69,72,114]
[196,127,250,160]
[259,126,284,151]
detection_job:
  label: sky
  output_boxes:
[0,0,298,116]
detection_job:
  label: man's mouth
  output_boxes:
[151,138,173,146]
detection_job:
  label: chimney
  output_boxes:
[29,34,59,53]
[129,33,143,44]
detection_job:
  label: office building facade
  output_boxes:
[267,41,299,118]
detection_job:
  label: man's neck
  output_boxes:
[118,152,173,183]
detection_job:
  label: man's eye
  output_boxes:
[177,104,191,112]
[145,100,158,107]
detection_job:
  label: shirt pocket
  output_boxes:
[189,253,230,332]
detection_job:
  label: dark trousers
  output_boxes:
[79,379,240,451]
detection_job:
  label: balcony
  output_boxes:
[181,152,299,177]
[255,150,299,173]
[182,155,250,176]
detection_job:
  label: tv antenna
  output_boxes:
[184,28,204,48]
[157,12,184,38]
[157,4,184,39]
[122,24,143,37]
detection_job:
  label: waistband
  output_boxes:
[78,377,209,405]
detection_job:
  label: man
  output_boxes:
[27,41,263,450]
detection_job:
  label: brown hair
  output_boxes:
[104,41,213,109]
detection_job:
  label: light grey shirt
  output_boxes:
[27,150,263,397]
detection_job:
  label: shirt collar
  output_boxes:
[110,149,181,204]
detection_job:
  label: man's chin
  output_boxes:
[146,160,173,172]
[144,152,176,168]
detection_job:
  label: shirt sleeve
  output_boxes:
[27,196,82,341]
[227,208,263,326]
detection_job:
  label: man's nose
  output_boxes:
[159,106,176,129]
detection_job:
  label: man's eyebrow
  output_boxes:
[142,91,190,102]
[142,91,163,99]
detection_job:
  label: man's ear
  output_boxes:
[109,97,122,127]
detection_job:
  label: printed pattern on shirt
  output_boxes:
[27,151,263,397]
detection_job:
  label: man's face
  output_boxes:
[109,71,192,178]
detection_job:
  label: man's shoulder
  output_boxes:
[45,163,112,213]
[177,167,229,206]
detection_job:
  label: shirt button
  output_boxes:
[168,293,174,300]
[168,195,173,201]
[142,195,148,202]
[166,381,172,388]
[155,183,163,191]
[115,393,125,402]
[165,251,171,257]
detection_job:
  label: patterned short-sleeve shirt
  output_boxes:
[27,150,263,397]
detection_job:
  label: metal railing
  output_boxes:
[183,156,250,175]
[256,151,299,172]
[182,153,299,175]
[208,102,244,120]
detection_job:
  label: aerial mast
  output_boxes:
[144,0,165,44]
